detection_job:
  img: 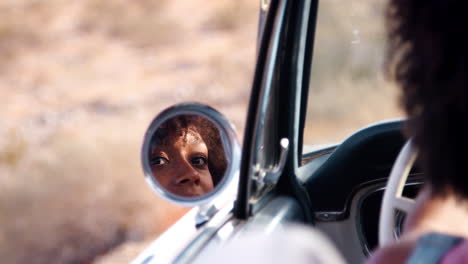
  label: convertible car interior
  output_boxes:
[132,0,426,263]
[301,120,422,261]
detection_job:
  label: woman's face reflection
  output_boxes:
[150,129,214,197]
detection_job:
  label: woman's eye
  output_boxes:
[191,157,207,166]
[150,157,168,166]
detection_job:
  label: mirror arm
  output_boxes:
[194,204,219,228]
[252,138,289,199]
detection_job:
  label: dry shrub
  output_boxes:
[0,129,27,168]
[203,0,258,32]
[0,0,47,70]
[0,0,251,263]
[0,116,188,264]
[204,1,244,31]
[0,0,177,69]
[79,0,177,48]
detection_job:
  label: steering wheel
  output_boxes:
[379,139,418,246]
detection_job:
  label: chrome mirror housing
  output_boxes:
[141,103,241,207]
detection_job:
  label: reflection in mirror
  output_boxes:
[148,115,227,197]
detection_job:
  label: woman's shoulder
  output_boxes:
[367,233,468,264]
[366,239,415,264]
[440,240,468,264]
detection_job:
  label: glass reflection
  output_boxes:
[149,115,227,197]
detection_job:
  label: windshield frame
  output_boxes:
[234,0,318,222]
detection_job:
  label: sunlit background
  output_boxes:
[303,0,403,145]
[0,1,256,263]
[0,0,402,263]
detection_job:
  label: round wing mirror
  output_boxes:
[141,103,240,207]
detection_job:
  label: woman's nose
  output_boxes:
[175,162,200,185]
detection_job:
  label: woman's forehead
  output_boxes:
[151,130,205,153]
[168,129,202,144]
[154,124,202,144]
[151,135,208,159]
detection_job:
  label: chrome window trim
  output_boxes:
[132,199,236,264]
[192,196,304,263]
[245,0,288,209]
[251,0,287,175]
[171,202,236,263]
[152,194,305,264]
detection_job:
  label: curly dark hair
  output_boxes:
[150,115,228,186]
[385,0,468,199]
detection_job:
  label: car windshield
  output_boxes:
[303,0,404,151]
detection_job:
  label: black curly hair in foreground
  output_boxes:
[386,0,468,199]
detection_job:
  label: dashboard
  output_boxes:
[301,120,424,263]
[358,178,422,253]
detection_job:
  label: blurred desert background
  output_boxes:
[0,0,401,263]
[0,0,257,263]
